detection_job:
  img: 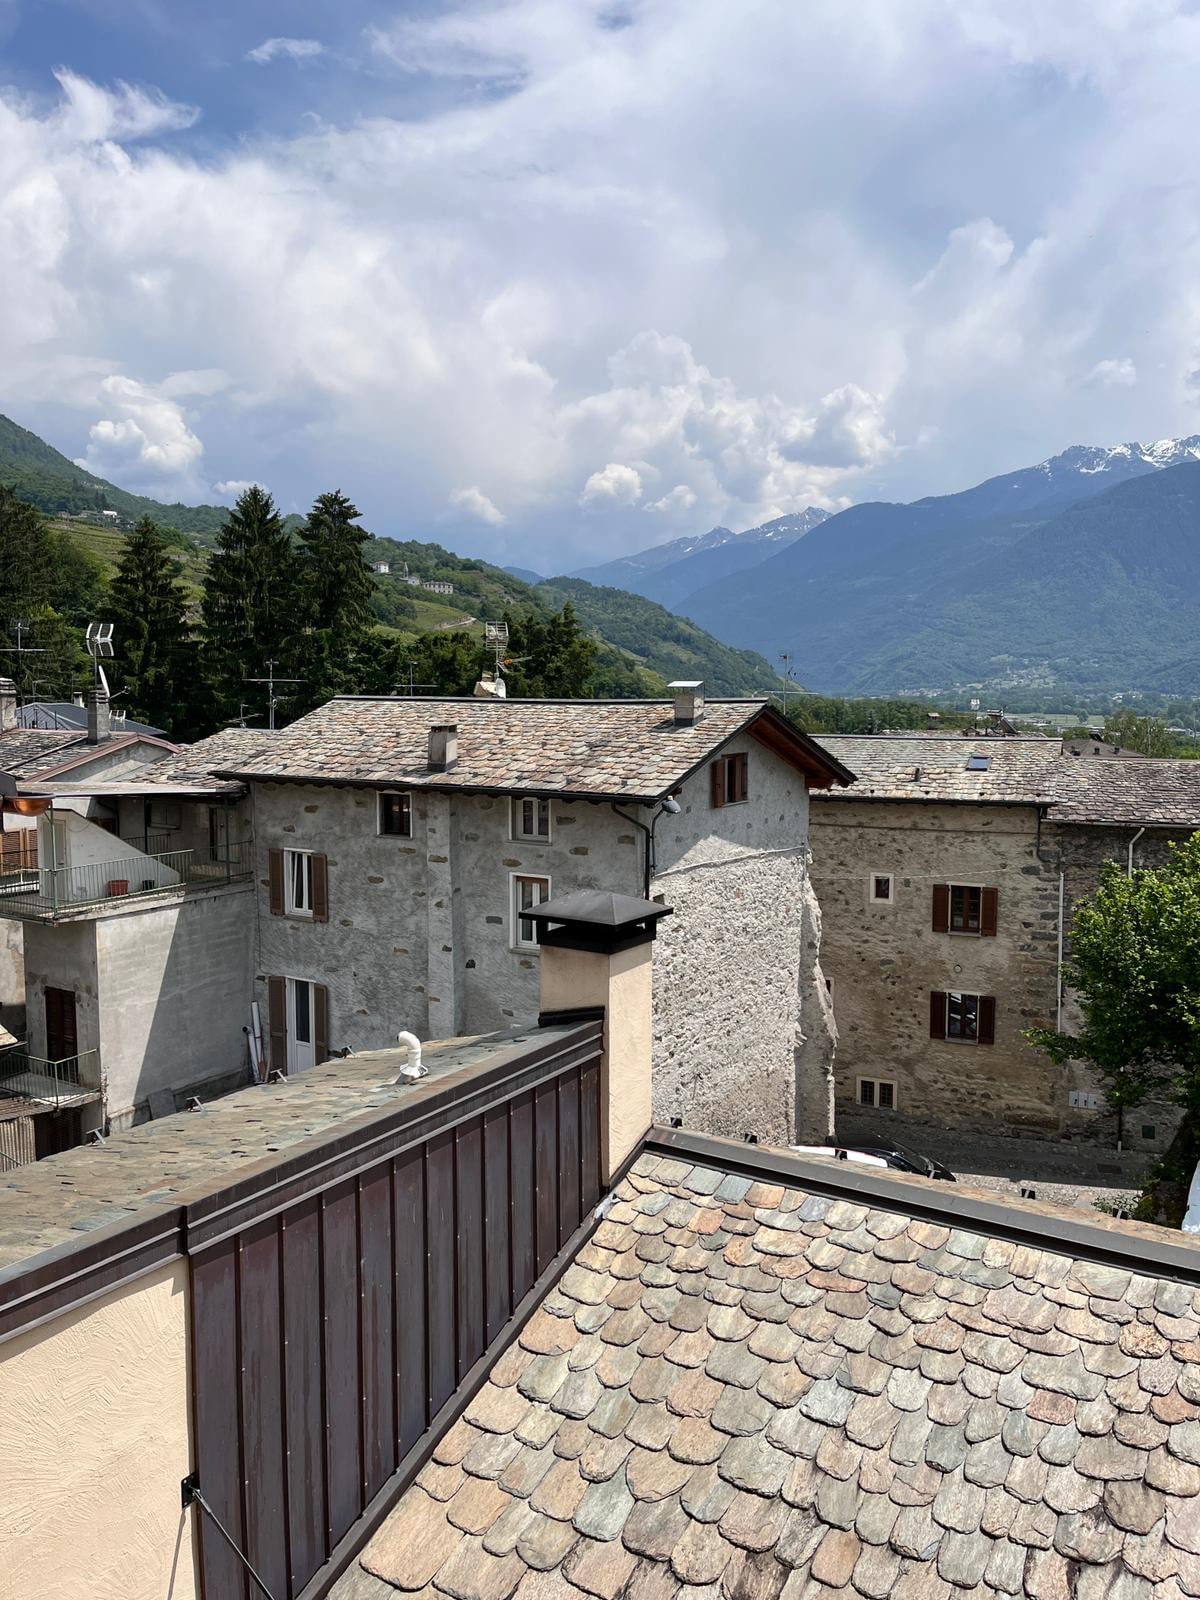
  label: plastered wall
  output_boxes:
[0,1259,197,1600]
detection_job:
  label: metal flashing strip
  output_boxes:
[645,1127,1200,1287]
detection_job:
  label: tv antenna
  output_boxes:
[484,620,530,680]
[398,660,436,696]
[85,622,115,697]
[226,703,264,730]
[0,619,48,697]
[244,659,302,731]
[777,650,803,715]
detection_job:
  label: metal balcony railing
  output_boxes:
[0,1048,101,1107]
[0,839,255,921]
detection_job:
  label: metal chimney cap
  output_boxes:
[528,889,673,953]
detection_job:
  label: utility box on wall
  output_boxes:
[1067,1089,1101,1110]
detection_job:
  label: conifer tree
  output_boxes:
[201,486,296,725]
[0,487,89,699]
[109,516,199,736]
[294,489,376,707]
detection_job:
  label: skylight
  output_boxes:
[966,754,991,772]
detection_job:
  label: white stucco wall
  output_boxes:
[0,918,24,1029]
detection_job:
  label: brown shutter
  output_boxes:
[312,853,329,922]
[268,848,284,916]
[932,883,950,933]
[710,758,726,809]
[314,984,329,1063]
[268,977,287,1071]
[980,887,998,937]
[929,990,947,1039]
[733,753,748,802]
[978,995,996,1046]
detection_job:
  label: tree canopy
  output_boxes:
[109,516,200,737]
[200,485,297,724]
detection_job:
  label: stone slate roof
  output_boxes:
[118,727,274,795]
[813,736,1065,806]
[347,1148,1200,1600]
[0,727,93,774]
[1049,757,1200,829]
[217,696,849,801]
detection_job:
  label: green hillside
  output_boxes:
[536,576,786,696]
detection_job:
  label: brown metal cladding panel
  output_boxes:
[393,1145,427,1452]
[579,1057,601,1211]
[239,1219,289,1600]
[281,1197,327,1593]
[192,1240,248,1600]
[508,1089,535,1300]
[454,1118,484,1383]
[482,1105,511,1342]
[425,1132,456,1415]
[359,1165,395,1501]
[321,1179,362,1544]
[556,1070,582,1245]
[533,1077,558,1275]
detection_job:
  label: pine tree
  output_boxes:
[201,486,296,725]
[109,516,199,736]
[294,489,376,707]
[0,488,89,700]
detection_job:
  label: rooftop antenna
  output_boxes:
[244,659,302,732]
[777,650,803,716]
[398,660,436,697]
[225,703,265,730]
[484,621,531,685]
[85,622,114,696]
[0,619,48,699]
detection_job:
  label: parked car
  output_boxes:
[792,1134,956,1182]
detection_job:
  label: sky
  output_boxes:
[3,1,1200,572]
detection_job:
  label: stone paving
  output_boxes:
[343,1149,1200,1600]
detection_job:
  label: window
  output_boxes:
[513,796,551,841]
[930,990,995,1045]
[379,791,413,837]
[932,883,998,936]
[512,873,550,949]
[950,884,981,932]
[870,874,893,903]
[858,1078,896,1110]
[966,754,990,772]
[710,752,749,808]
[284,849,313,918]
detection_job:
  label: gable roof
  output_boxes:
[1049,756,1200,828]
[812,736,1066,806]
[216,696,852,802]
[345,1137,1200,1600]
[0,725,179,780]
[17,702,167,738]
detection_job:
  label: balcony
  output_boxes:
[0,839,255,922]
[0,1049,101,1109]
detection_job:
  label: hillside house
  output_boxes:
[6,881,1200,1600]
[215,685,852,1142]
[809,734,1200,1150]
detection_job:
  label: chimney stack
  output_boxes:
[86,689,111,744]
[0,678,15,734]
[669,680,704,727]
[531,888,672,1181]
[428,723,458,772]
[72,692,85,709]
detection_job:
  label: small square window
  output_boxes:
[858,1077,897,1110]
[513,796,551,841]
[379,791,412,837]
[870,874,893,903]
[512,873,550,949]
[966,754,990,772]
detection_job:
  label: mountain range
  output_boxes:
[616,438,1200,696]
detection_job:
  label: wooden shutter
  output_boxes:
[710,759,726,809]
[268,977,287,1071]
[314,984,329,1063]
[980,887,999,937]
[931,883,950,933]
[268,848,284,916]
[978,995,996,1046]
[312,853,329,923]
[732,753,748,803]
[929,990,947,1040]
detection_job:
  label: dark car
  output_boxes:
[793,1135,956,1182]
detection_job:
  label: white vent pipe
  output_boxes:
[394,1031,427,1081]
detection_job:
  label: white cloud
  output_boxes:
[580,462,643,507]
[76,375,204,485]
[213,479,261,498]
[246,38,325,66]
[648,484,698,514]
[449,485,506,523]
[1089,357,1138,388]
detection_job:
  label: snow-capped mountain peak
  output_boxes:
[1039,436,1200,477]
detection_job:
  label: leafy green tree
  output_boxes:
[294,490,374,708]
[1104,709,1172,756]
[1029,837,1200,1223]
[109,516,201,736]
[201,486,296,725]
[502,603,597,697]
[0,489,91,699]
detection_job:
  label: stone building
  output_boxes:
[809,735,1200,1150]
[216,686,852,1143]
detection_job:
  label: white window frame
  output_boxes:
[511,872,551,950]
[286,975,317,1073]
[868,873,894,904]
[378,790,413,838]
[283,848,314,919]
[511,796,552,843]
[857,1076,897,1110]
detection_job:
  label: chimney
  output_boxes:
[428,723,458,772]
[87,689,111,744]
[71,692,85,709]
[0,678,15,734]
[668,680,704,727]
[531,888,672,1181]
